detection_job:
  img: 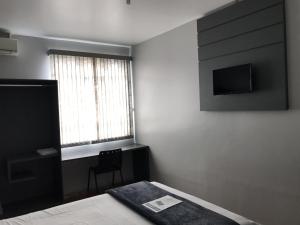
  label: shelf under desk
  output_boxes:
[6,152,59,184]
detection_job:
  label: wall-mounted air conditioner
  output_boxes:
[0,37,18,56]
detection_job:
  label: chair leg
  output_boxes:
[94,172,99,193]
[120,170,124,184]
[112,171,115,187]
[87,168,91,193]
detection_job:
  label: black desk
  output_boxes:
[4,152,62,218]
[6,152,59,184]
[62,144,150,184]
[62,144,147,160]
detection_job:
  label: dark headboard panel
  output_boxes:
[198,0,288,111]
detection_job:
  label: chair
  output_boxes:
[87,149,124,193]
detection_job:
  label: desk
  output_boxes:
[7,152,59,184]
[61,144,150,197]
[62,144,147,161]
[4,152,62,218]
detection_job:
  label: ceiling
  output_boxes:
[0,0,234,46]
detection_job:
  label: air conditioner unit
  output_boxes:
[0,37,18,55]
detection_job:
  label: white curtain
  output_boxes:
[50,54,133,146]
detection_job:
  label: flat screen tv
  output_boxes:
[213,64,253,95]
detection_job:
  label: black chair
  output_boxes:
[87,149,124,193]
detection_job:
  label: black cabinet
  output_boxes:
[0,79,62,218]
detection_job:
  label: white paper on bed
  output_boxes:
[0,182,261,225]
[143,195,182,213]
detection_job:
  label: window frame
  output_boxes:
[48,49,134,148]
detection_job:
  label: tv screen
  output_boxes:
[213,64,253,95]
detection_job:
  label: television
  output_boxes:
[213,64,253,95]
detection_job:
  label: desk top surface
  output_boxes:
[61,143,148,161]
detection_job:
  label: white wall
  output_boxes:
[0,35,130,79]
[132,1,300,225]
[0,35,133,196]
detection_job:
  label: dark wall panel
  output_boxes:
[198,24,284,61]
[197,0,287,111]
[197,0,282,32]
[198,4,284,46]
[199,44,287,110]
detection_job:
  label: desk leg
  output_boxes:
[132,147,150,182]
[0,202,2,219]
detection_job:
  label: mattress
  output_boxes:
[0,182,260,225]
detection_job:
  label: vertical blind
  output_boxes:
[50,53,133,147]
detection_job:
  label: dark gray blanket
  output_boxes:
[107,181,240,225]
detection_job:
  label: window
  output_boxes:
[49,51,133,147]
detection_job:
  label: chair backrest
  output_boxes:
[98,148,122,171]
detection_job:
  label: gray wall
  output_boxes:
[132,1,300,225]
[0,35,130,79]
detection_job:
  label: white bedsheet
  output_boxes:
[0,182,260,225]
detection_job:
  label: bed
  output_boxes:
[0,182,260,225]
